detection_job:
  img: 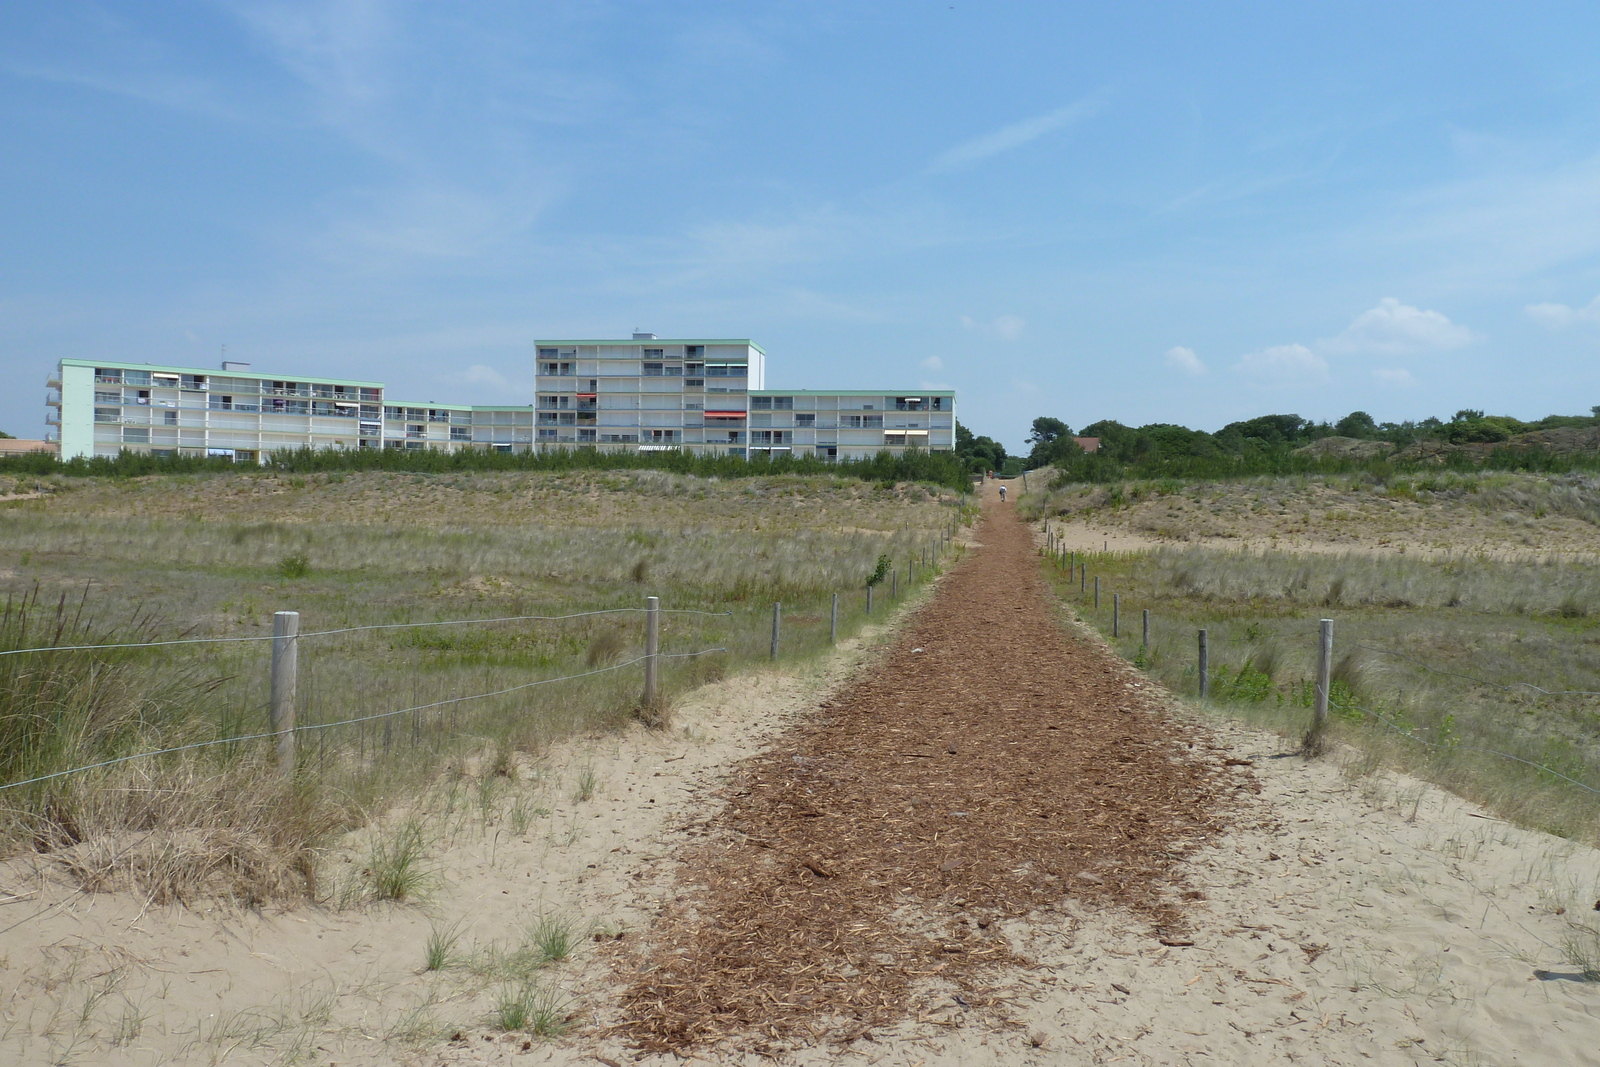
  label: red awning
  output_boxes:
[704,411,747,419]
[576,393,596,399]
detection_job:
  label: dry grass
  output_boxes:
[0,469,967,905]
[1024,469,1600,558]
[1044,498,1600,841]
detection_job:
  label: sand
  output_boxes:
[4,497,1599,1064]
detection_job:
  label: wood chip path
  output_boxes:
[618,493,1236,1052]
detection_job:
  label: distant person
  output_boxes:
[999,485,1007,502]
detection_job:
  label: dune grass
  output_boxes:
[0,468,968,904]
[1046,535,1600,841]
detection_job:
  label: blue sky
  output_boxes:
[5,2,1600,451]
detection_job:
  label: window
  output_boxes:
[540,362,559,376]
[181,374,206,390]
[642,362,664,376]
[578,428,597,442]
[94,408,119,423]
[95,369,123,383]
[428,409,451,422]
[685,362,704,374]
[559,362,575,376]
[750,396,772,410]
[685,346,704,357]
[163,410,178,426]
[407,424,426,438]
[450,426,470,440]
[685,378,703,387]
[95,391,119,404]
[538,428,559,440]
[538,348,558,358]
[384,406,403,419]
[932,397,945,410]
[123,427,149,443]
[795,413,815,426]
[643,348,664,358]
[843,414,883,428]
[360,388,382,403]
[361,404,379,419]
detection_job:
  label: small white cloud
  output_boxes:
[919,380,953,391]
[960,314,1025,340]
[1374,368,1416,386]
[1164,346,1205,375]
[1321,297,1478,355]
[920,355,944,372]
[1235,343,1328,380]
[464,364,508,387]
[1526,296,1600,328]
[931,92,1108,172]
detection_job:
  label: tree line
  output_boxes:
[952,406,1600,482]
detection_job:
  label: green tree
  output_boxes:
[1335,411,1378,438]
[0,429,14,439]
[955,420,1006,473]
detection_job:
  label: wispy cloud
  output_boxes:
[1374,368,1416,386]
[960,314,1025,340]
[1164,346,1205,375]
[920,355,944,372]
[1525,295,1600,328]
[1234,343,1327,381]
[930,92,1107,172]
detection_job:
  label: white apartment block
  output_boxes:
[534,335,955,459]
[48,358,534,460]
[47,338,955,461]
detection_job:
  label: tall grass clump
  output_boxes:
[1053,543,1600,842]
[0,585,341,903]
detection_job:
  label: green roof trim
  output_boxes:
[63,358,384,389]
[750,389,956,397]
[535,339,767,355]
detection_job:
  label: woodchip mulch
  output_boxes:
[616,497,1239,1053]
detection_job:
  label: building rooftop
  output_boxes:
[62,358,383,389]
[536,339,766,354]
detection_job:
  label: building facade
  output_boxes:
[533,335,954,459]
[48,358,535,460]
[47,338,955,461]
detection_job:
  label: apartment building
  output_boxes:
[47,337,955,461]
[48,358,535,460]
[534,335,954,458]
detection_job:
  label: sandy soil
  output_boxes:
[4,490,1598,1065]
[1029,477,1600,562]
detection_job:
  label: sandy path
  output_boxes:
[5,490,1600,1065]
[611,489,1233,1053]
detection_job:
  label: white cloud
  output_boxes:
[1374,368,1416,387]
[1164,346,1205,375]
[919,355,944,373]
[463,364,508,387]
[960,314,1025,340]
[1320,298,1478,355]
[1235,343,1328,380]
[1525,296,1600,328]
[930,92,1107,172]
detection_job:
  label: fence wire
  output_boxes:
[0,606,733,658]
[1328,697,1600,797]
[0,646,726,793]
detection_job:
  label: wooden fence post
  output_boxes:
[1094,576,1100,610]
[770,602,782,660]
[1113,593,1120,638]
[830,592,838,644]
[643,596,659,708]
[1198,629,1209,699]
[1307,618,1333,754]
[270,611,299,777]
[1142,608,1150,648]
[866,585,873,616]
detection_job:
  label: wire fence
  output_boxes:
[1035,531,1600,800]
[0,646,727,794]
[2,515,968,796]
[0,606,734,659]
